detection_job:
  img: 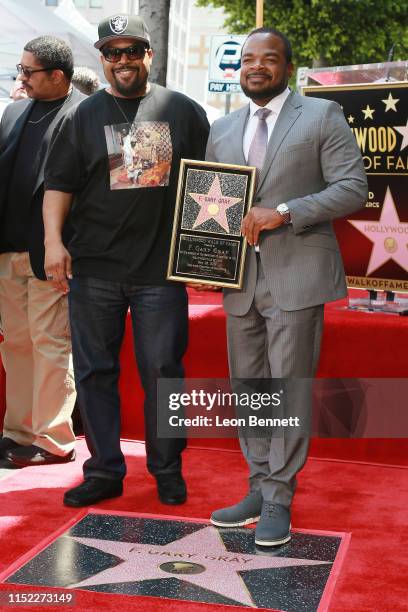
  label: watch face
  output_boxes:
[277,204,291,224]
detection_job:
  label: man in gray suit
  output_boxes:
[206,28,367,545]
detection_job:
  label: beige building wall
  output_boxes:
[167,0,190,94]
[44,0,136,24]
[168,1,246,114]
[71,0,135,25]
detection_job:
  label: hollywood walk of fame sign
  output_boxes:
[2,512,348,611]
[167,159,256,288]
[303,83,408,294]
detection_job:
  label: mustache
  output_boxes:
[114,66,139,72]
[247,72,269,77]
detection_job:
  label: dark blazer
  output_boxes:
[0,87,85,279]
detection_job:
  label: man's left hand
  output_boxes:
[241,208,284,245]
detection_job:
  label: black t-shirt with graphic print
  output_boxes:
[45,84,209,284]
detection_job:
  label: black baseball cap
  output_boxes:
[94,14,150,49]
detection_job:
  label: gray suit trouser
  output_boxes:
[227,255,324,507]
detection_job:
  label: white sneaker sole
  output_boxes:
[255,532,291,547]
[210,515,260,527]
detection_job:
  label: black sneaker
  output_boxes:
[156,473,187,505]
[0,437,20,459]
[63,477,123,507]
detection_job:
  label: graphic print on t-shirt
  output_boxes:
[104,121,172,190]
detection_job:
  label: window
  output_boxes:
[89,0,102,7]
[45,0,58,6]
[74,0,87,7]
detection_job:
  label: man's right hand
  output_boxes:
[44,241,72,294]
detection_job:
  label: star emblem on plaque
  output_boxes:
[188,174,243,234]
[3,513,348,611]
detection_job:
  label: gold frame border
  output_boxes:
[301,81,408,95]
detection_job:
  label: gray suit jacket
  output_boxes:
[206,91,368,314]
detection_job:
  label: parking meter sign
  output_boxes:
[208,35,245,94]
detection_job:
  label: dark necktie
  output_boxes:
[247,107,272,172]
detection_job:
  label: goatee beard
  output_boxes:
[241,82,286,102]
[112,72,147,97]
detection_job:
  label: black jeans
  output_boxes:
[68,277,188,481]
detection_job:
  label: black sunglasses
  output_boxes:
[101,44,149,63]
[16,64,58,78]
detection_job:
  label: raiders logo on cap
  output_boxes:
[109,15,128,34]
[94,14,150,49]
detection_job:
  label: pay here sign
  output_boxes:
[208,35,246,94]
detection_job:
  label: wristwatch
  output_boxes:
[276,203,291,224]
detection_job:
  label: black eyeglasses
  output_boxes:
[101,44,149,63]
[16,64,58,78]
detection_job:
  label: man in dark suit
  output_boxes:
[205,28,367,545]
[0,36,84,467]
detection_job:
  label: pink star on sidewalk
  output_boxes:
[349,187,408,275]
[68,526,329,607]
[189,175,242,233]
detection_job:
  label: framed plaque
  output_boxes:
[167,159,256,288]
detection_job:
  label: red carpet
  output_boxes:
[0,439,407,611]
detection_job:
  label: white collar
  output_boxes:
[248,87,291,119]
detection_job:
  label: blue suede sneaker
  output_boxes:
[210,490,262,527]
[254,501,291,546]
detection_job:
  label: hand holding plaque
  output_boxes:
[167,159,256,288]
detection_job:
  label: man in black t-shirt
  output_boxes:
[43,15,209,507]
[0,37,84,468]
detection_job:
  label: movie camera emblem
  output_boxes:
[109,15,128,34]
